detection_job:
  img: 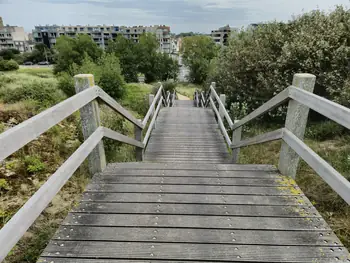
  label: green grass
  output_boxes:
[239,126,350,249]
[17,67,54,78]
[176,83,201,99]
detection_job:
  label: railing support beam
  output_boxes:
[75,74,106,175]
[219,94,226,120]
[278,73,316,178]
[134,123,143,161]
[231,125,242,163]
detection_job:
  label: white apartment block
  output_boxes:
[33,24,176,54]
[0,26,29,52]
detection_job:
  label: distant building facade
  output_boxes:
[32,24,175,53]
[211,25,237,46]
[0,17,3,28]
[0,26,29,52]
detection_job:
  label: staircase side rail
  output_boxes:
[142,85,163,126]
[209,97,231,145]
[228,74,350,206]
[209,85,234,128]
[0,126,145,262]
[166,91,171,107]
[0,73,153,261]
[143,96,163,146]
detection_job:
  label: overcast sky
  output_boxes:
[1,0,349,33]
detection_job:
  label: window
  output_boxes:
[80,28,84,31]
[126,29,130,33]
[100,28,104,31]
[88,27,92,31]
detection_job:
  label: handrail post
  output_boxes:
[231,123,242,164]
[219,94,226,120]
[74,74,106,175]
[134,121,143,161]
[278,73,316,178]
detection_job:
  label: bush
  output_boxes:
[0,59,19,71]
[210,7,350,122]
[162,81,177,93]
[98,54,125,99]
[57,72,75,97]
[0,80,65,107]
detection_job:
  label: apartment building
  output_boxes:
[211,25,237,46]
[33,24,174,53]
[0,17,3,28]
[0,25,29,52]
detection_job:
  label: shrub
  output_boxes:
[98,54,125,99]
[24,155,46,174]
[0,80,65,107]
[3,59,19,71]
[57,72,75,97]
[162,81,177,93]
[0,179,10,191]
[209,7,350,122]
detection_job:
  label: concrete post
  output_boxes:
[74,74,106,175]
[219,94,226,120]
[134,122,143,161]
[278,73,316,178]
[231,124,242,164]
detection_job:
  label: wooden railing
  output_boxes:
[205,73,350,206]
[0,74,168,261]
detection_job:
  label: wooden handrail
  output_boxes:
[0,74,161,261]
[143,97,163,145]
[0,87,99,162]
[209,85,234,128]
[209,97,231,145]
[142,85,163,126]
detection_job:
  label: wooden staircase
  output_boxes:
[38,100,349,263]
[1,73,350,262]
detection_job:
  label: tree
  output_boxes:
[107,33,179,83]
[106,35,139,82]
[0,49,20,60]
[181,36,218,84]
[54,34,102,74]
[209,6,350,121]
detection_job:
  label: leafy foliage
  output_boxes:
[0,79,64,107]
[54,35,103,74]
[24,155,46,174]
[0,49,20,60]
[0,59,19,71]
[209,7,350,121]
[107,33,179,83]
[181,36,218,84]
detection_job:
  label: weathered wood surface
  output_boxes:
[39,163,349,263]
[38,100,349,263]
[144,102,230,163]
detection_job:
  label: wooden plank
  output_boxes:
[52,226,338,246]
[81,192,311,205]
[99,169,280,178]
[63,213,329,230]
[289,86,350,130]
[41,241,347,261]
[283,128,350,205]
[98,87,143,129]
[142,86,163,126]
[74,203,318,217]
[38,258,348,263]
[103,127,144,148]
[143,97,163,145]
[0,127,104,262]
[232,88,290,130]
[111,163,277,171]
[231,129,283,149]
[85,184,303,196]
[0,87,98,162]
